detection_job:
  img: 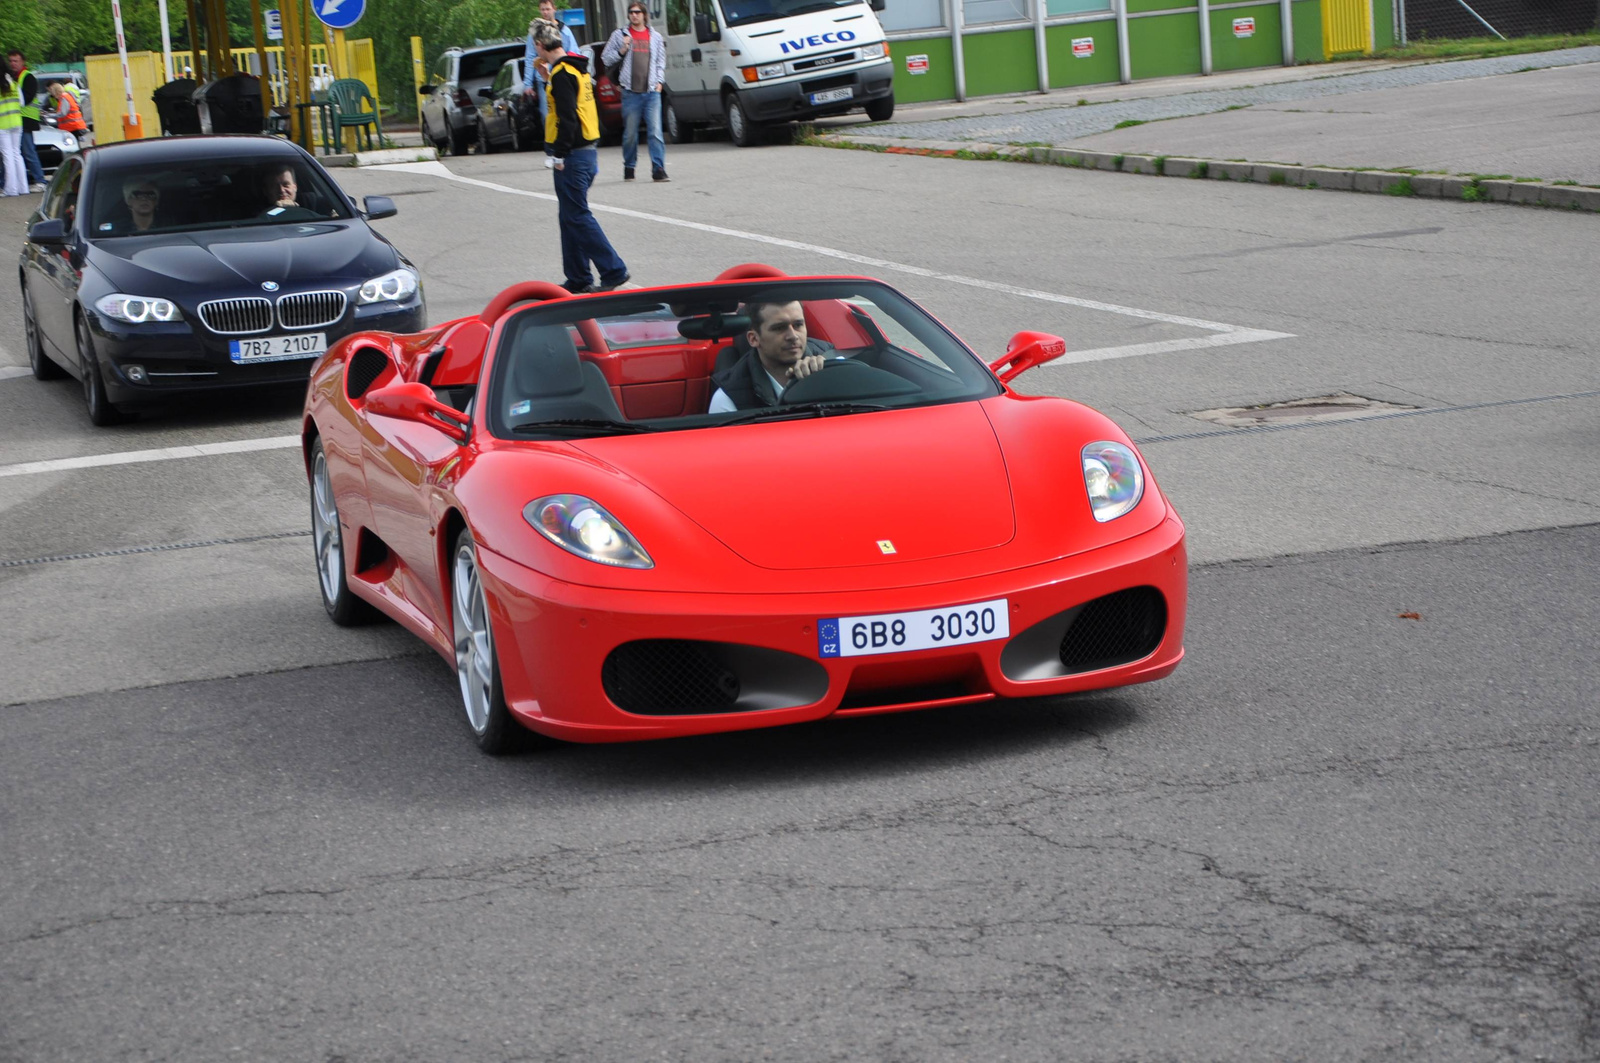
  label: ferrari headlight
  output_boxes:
[95,294,181,323]
[357,267,419,305]
[1082,441,1144,522]
[524,494,653,569]
[860,42,886,59]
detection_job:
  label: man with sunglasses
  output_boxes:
[601,3,668,182]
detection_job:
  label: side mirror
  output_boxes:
[989,331,1067,384]
[870,0,886,9]
[363,381,469,443]
[363,195,397,220]
[28,218,67,246]
[477,87,494,99]
[418,83,435,95]
[694,12,720,42]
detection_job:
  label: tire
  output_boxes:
[865,95,895,122]
[310,437,380,626]
[451,528,532,755]
[664,96,694,144]
[23,286,64,380]
[445,119,469,157]
[423,113,448,154]
[76,316,126,426]
[475,119,498,155]
[510,117,529,153]
[724,93,762,148]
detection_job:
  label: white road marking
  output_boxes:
[382,160,1295,353]
[0,366,30,382]
[0,436,300,479]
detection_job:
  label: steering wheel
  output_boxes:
[780,358,881,405]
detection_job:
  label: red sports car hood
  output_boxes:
[574,403,1015,570]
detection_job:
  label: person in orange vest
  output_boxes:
[48,83,89,146]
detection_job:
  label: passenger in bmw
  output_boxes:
[707,300,835,413]
[116,177,164,233]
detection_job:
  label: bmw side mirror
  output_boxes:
[870,0,885,9]
[28,218,66,246]
[694,13,720,43]
[363,195,397,221]
[989,331,1067,384]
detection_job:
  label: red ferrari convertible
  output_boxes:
[302,265,1186,752]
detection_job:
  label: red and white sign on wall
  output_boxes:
[1071,37,1094,58]
[906,54,929,75]
[1232,16,1255,37]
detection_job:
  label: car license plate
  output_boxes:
[818,598,1009,658]
[229,333,328,364]
[809,87,853,106]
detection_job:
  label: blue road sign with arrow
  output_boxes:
[314,0,365,30]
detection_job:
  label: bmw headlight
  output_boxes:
[357,267,419,305]
[1082,441,1144,522]
[524,494,653,569]
[95,294,181,323]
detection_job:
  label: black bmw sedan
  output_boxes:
[19,135,425,425]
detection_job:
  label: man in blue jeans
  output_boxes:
[600,3,667,182]
[537,21,629,294]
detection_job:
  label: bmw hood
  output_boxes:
[86,222,396,298]
[577,402,1016,570]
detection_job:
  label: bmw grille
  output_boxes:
[197,297,273,334]
[278,290,347,330]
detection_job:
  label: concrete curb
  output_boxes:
[813,134,1600,212]
[322,146,440,167]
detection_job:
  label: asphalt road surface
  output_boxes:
[2,138,1597,1062]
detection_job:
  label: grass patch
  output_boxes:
[1112,154,1125,170]
[1113,119,1144,129]
[1461,177,1489,202]
[1077,97,1090,106]
[1153,155,1167,175]
[1192,160,1209,179]
[1358,30,1600,61]
[1269,171,1288,185]
[1385,176,1416,196]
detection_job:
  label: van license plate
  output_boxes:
[809,88,853,105]
[229,333,328,364]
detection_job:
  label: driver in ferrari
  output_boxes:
[708,300,834,412]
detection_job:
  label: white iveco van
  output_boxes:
[646,0,895,146]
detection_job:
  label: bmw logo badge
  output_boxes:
[262,281,280,292]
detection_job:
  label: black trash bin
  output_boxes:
[194,74,265,135]
[152,78,201,136]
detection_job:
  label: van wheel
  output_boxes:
[725,94,762,147]
[865,96,895,122]
[665,96,694,144]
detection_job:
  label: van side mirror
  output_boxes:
[989,331,1067,384]
[363,382,469,443]
[694,12,720,42]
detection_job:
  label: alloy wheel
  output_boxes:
[453,539,496,736]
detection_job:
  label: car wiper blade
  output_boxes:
[719,401,890,426]
[511,418,656,437]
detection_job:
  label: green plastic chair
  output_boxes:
[326,78,383,152]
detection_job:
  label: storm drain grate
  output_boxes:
[1189,393,1418,429]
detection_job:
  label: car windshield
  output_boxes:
[486,279,1002,440]
[89,155,353,237]
[719,0,865,27]
[461,46,522,83]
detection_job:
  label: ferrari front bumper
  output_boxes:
[475,513,1187,743]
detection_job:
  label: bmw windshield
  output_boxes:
[89,155,353,237]
[486,279,1003,440]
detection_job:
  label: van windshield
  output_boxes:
[720,0,864,28]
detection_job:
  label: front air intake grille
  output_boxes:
[603,640,742,715]
[346,346,391,399]
[278,290,347,329]
[1059,587,1167,674]
[198,297,272,334]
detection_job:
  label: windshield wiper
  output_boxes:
[719,401,890,426]
[511,418,656,437]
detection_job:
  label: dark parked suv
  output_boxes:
[418,42,524,156]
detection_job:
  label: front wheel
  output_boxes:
[665,96,694,144]
[76,316,126,426]
[310,437,379,626]
[452,528,534,754]
[724,94,762,148]
[445,118,469,157]
[865,95,895,122]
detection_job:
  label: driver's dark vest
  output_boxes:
[709,348,779,410]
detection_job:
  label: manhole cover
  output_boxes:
[1189,393,1418,428]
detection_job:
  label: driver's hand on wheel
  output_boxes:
[787,354,827,382]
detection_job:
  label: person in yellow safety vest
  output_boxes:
[5,50,47,190]
[533,19,629,294]
[49,83,89,146]
[0,65,28,196]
